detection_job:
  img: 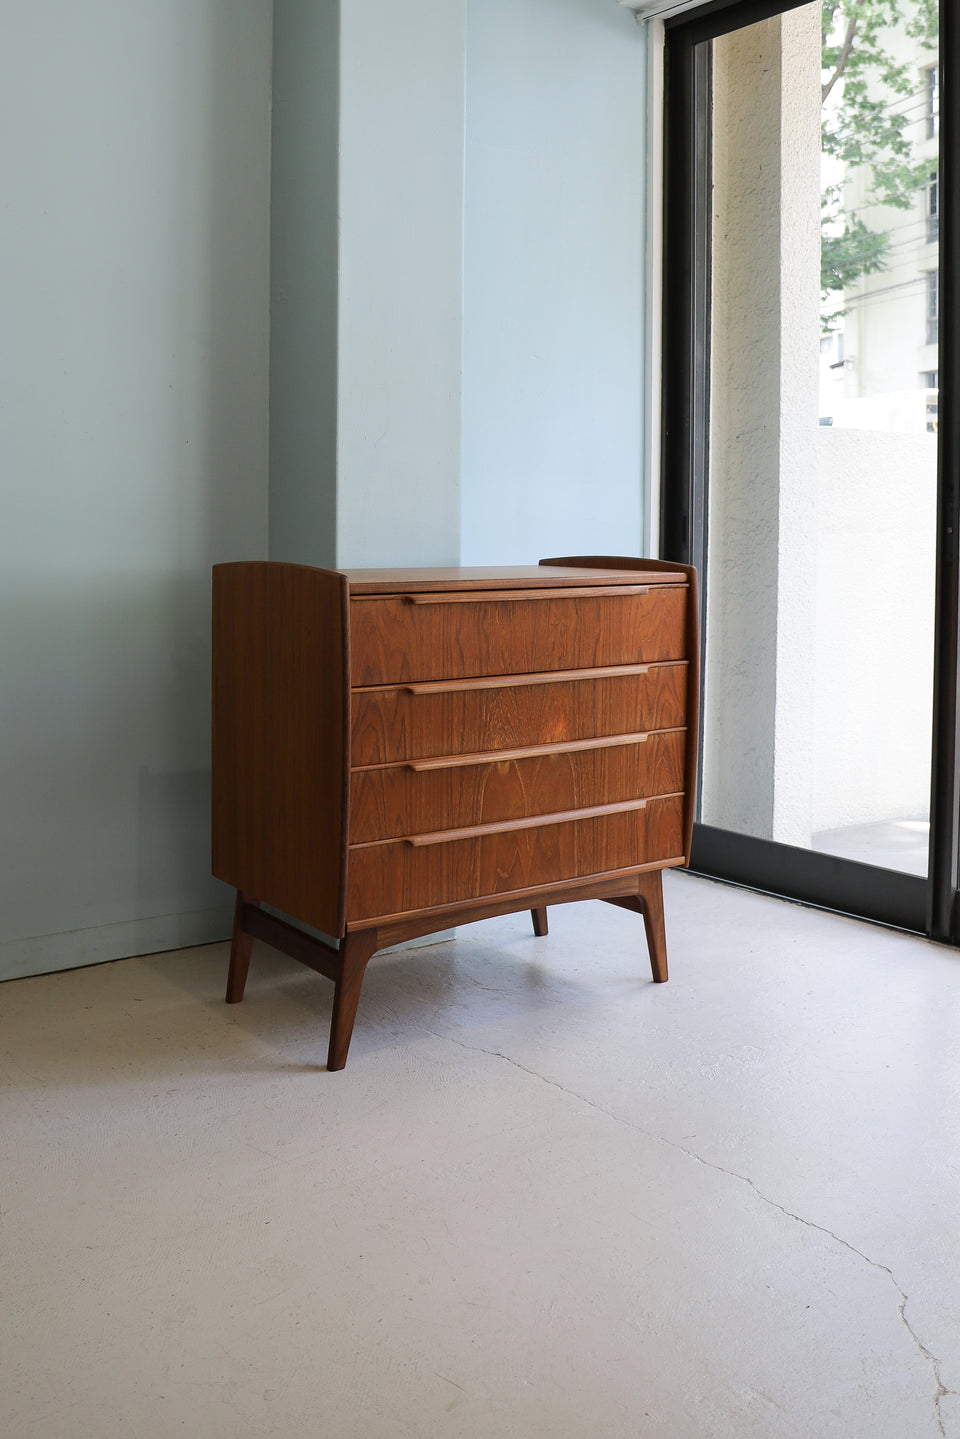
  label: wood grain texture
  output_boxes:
[541,555,699,863]
[345,794,685,923]
[402,731,655,772]
[212,562,349,937]
[328,929,379,1071]
[402,798,661,847]
[242,904,341,984]
[638,871,669,982]
[605,871,668,982]
[406,585,650,603]
[351,861,685,941]
[349,730,686,843]
[225,890,255,1003]
[349,588,687,686]
[397,663,658,695]
[680,566,700,862]
[215,558,699,1068]
[351,664,688,767]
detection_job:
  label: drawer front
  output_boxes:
[349,730,686,844]
[351,663,687,767]
[350,586,687,686]
[346,795,685,923]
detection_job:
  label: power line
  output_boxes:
[821,220,938,269]
[822,210,936,243]
[824,86,938,121]
[827,175,938,224]
[837,274,933,309]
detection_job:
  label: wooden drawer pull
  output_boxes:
[404,731,652,772]
[395,662,658,696]
[405,585,649,604]
[403,796,676,847]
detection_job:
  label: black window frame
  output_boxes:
[661,0,959,940]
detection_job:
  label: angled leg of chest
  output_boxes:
[328,929,380,1072]
[603,871,668,983]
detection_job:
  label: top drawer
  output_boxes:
[350,585,688,687]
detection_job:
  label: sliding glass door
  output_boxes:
[662,0,959,937]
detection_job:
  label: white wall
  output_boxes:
[703,9,823,848]
[461,0,647,565]
[813,428,936,832]
[0,1,272,980]
[703,17,784,840]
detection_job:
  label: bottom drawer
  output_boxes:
[346,794,684,923]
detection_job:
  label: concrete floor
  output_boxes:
[812,817,930,876]
[2,873,960,1439]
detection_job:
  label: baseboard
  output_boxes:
[0,905,235,983]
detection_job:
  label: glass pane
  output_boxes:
[700,0,939,877]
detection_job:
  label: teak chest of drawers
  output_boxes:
[212,556,699,1069]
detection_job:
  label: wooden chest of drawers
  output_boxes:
[212,556,699,1069]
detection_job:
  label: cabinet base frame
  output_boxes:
[225,867,672,1071]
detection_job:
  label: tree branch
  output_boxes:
[822,12,859,104]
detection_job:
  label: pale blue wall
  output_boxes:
[266,0,648,573]
[1,0,652,981]
[268,0,466,571]
[269,0,340,568]
[0,1,272,980]
[336,0,466,568]
[461,0,647,564]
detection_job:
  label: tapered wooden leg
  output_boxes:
[327,929,379,1072]
[225,891,255,1003]
[531,907,548,937]
[636,871,668,983]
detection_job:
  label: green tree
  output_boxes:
[820,0,939,317]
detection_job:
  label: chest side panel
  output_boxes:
[212,562,349,936]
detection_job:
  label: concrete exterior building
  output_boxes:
[821,12,939,431]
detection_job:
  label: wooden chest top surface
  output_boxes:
[341,565,688,594]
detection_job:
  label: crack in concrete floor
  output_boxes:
[433,1031,954,1437]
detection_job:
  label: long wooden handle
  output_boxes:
[405,732,652,772]
[396,662,659,696]
[404,797,663,847]
[405,585,649,604]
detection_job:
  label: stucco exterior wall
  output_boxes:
[702,6,822,847]
[703,3,933,851]
[702,15,784,840]
[812,428,936,832]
